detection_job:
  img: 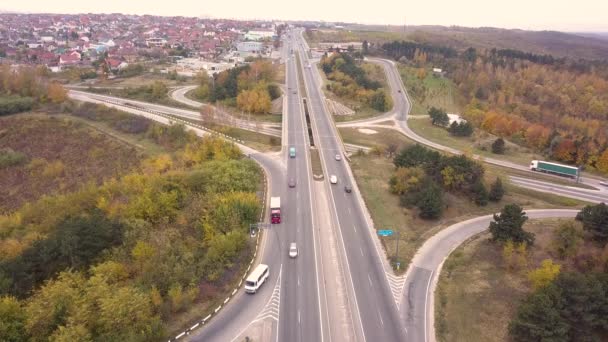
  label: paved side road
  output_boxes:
[401,209,579,342]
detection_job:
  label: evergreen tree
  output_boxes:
[417,182,443,219]
[489,204,534,245]
[492,138,506,154]
[488,177,505,202]
[575,203,608,241]
[428,107,449,126]
[471,181,489,206]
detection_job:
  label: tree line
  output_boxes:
[380,41,608,174]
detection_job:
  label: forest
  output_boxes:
[319,52,392,112]
[0,66,263,340]
[192,59,281,114]
[380,40,608,173]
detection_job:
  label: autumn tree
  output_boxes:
[236,85,271,114]
[527,259,561,290]
[0,296,26,342]
[47,82,67,103]
[389,167,426,195]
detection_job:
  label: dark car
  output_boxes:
[288,178,296,188]
[344,185,352,193]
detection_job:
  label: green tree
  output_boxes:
[0,296,26,342]
[428,107,449,126]
[150,81,168,100]
[489,204,534,245]
[551,221,583,259]
[491,138,506,154]
[393,144,440,168]
[488,177,505,202]
[528,259,561,290]
[509,284,569,341]
[576,203,608,241]
[417,182,444,219]
[471,181,489,206]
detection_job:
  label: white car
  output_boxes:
[335,154,342,161]
[289,243,298,258]
[330,175,338,184]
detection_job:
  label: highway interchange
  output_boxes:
[67,28,608,342]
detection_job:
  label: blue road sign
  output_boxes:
[378,229,393,237]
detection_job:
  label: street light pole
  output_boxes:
[395,231,400,270]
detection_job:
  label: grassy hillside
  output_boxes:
[311,26,608,61]
[0,115,141,214]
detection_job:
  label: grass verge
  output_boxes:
[310,148,324,179]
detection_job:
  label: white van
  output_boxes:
[245,264,270,294]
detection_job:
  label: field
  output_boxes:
[398,65,462,115]
[435,218,590,342]
[345,127,583,272]
[0,114,141,213]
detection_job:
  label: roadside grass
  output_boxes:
[83,87,197,110]
[435,218,585,342]
[345,127,584,272]
[339,127,412,151]
[397,65,462,114]
[408,118,536,166]
[98,73,196,87]
[310,148,324,179]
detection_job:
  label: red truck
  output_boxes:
[270,197,281,224]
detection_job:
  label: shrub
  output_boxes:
[0,96,34,116]
[0,149,27,169]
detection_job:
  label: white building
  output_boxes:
[237,41,263,53]
[244,30,275,41]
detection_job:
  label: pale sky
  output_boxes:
[2,0,608,32]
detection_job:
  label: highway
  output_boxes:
[69,29,601,342]
[294,30,407,342]
[401,209,579,342]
